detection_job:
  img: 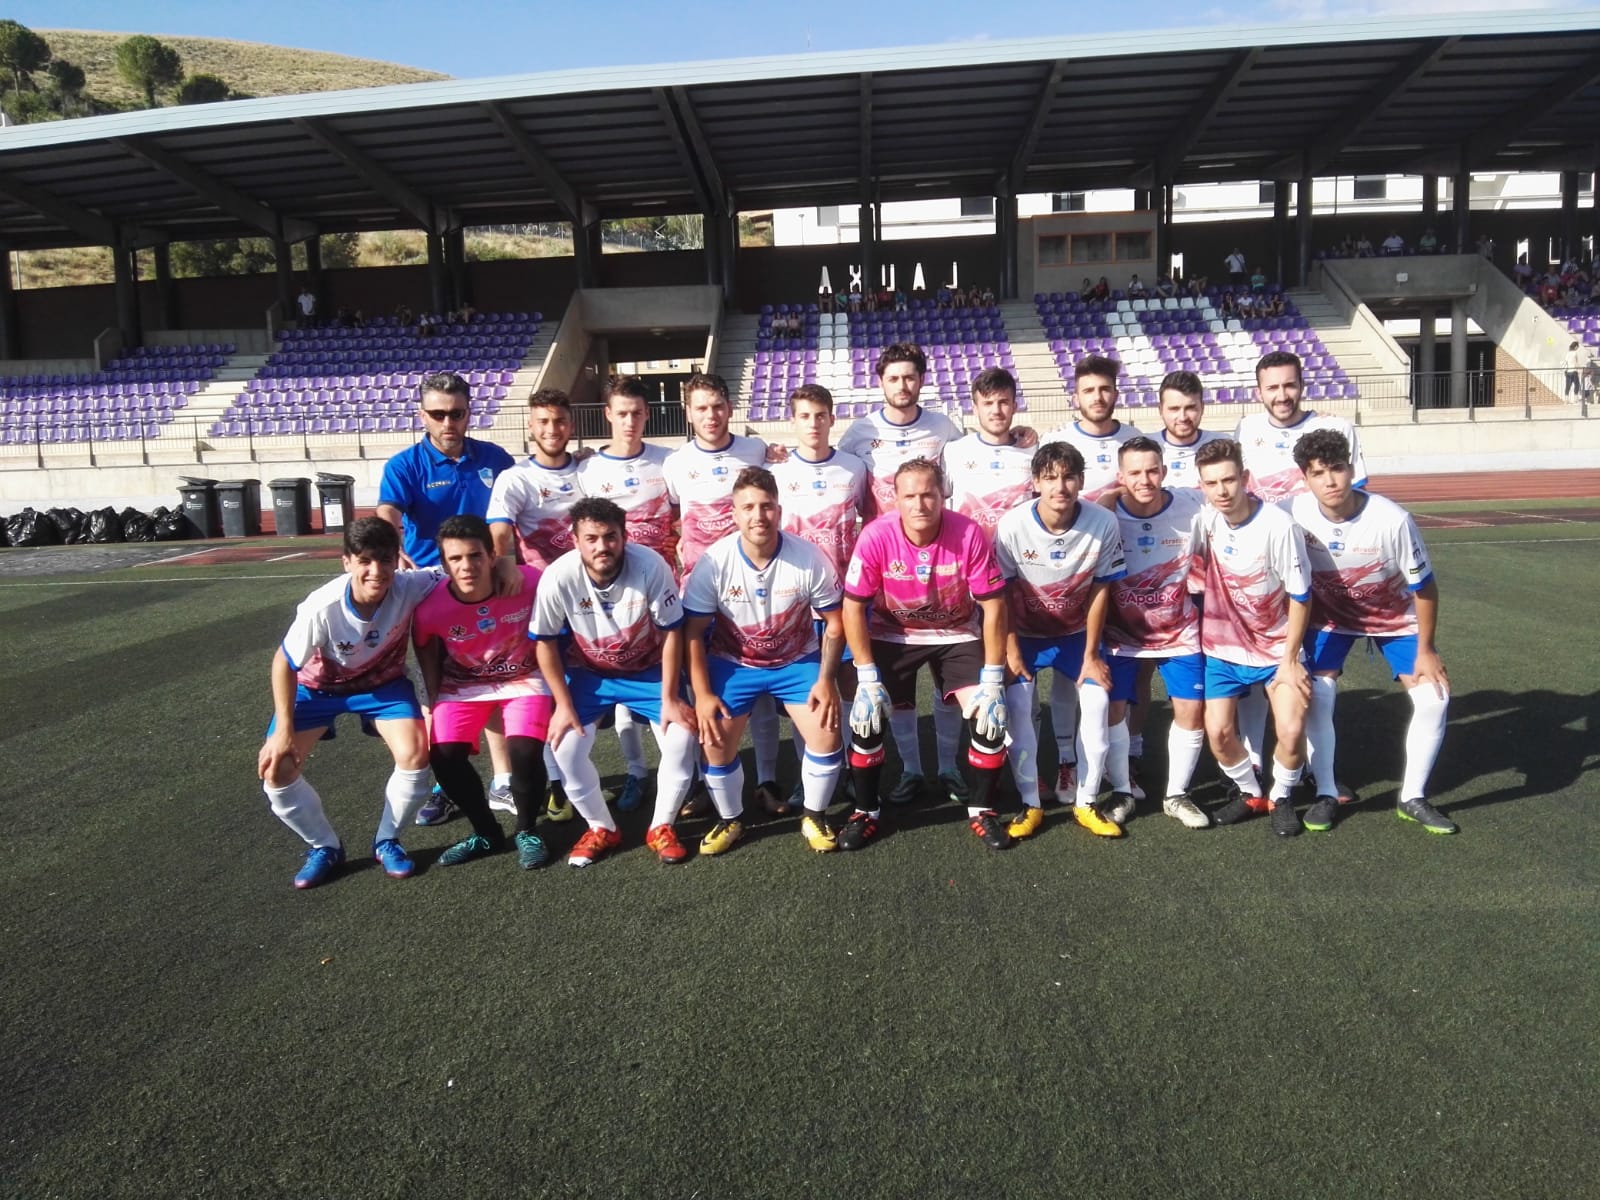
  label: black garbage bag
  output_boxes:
[120,506,157,543]
[47,507,88,545]
[86,506,125,544]
[6,507,59,547]
[153,505,189,541]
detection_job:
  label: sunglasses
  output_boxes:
[424,408,469,422]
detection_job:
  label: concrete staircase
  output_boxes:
[1286,288,1389,381]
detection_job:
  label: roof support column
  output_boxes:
[1272,181,1291,289]
[1450,299,1468,409]
[1153,180,1172,281]
[858,201,876,302]
[273,238,295,325]
[426,231,448,317]
[153,243,178,332]
[1421,174,1439,221]
[994,186,1019,301]
[304,236,324,317]
[1559,170,1580,263]
[0,248,21,360]
[574,217,600,290]
[703,209,724,290]
[445,228,468,310]
[1452,161,1471,256]
[721,202,738,305]
[113,242,143,350]
[1296,167,1314,288]
[1418,304,1438,408]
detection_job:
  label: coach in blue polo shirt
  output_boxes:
[377,371,516,567]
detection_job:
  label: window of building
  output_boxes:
[1038,235,1069,267]
[815,205,839,227]
[1052,191,1087,213]
[960,197,995,217]
[1258,181,1277,206]
[1070,233,1113,264]
[1116,231,1151,261]
[1353,176,1387,201]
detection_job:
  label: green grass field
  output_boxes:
[2,518,1595,1198]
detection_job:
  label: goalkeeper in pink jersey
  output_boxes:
[413,514,555,871]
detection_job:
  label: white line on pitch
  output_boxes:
[264,552,308,562]
[147,546,222,565]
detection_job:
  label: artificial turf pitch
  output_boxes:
[1,518,1594,1199]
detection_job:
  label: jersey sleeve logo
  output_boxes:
[336,639,356,654]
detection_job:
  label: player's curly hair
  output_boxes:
[1292,429,1352,472]
[528,387,572,411]
[1159,370,1203,400]
[568,497,627,536]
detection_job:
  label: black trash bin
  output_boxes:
[177,477,221,539]
[269,477,313,536]
[315,473,357,535]
[217,479,262,538]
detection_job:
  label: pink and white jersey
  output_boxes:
[531,544,683,676]
[1235,410,1367,503]
[1194,500,1311,669]
[682,533,843,668]
[1106,488,1205,658]
[1290,492,1432,638]
[844,510,1005,645]
[281,568,440,694]
[772,449,867,575]
[993,501,1127,640]
[662,435,768,569]
[487,456,583,569]
[1041,420,1143,501]
[1157,429,1230,493]
[412,566,548,701]
[942,432,1035,536]
[576,445,675,559]
[838,406,964,520]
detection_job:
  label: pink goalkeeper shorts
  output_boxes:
[430,694,553,749]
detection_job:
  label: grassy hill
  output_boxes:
[39,28,446,107]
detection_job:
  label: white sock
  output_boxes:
[1050,676,1078,762]
[704,759,745,820]
[1074,682,1110,805]
[650,721,698,827]
[615,704,647,778]
[889,707,921,775]
[1269,757,1303,803]
[800,747,843,813]
[544,743,564,786]
[1105,717,1131,791]
[1239,687,1268,773]
[1221,756,1262,797]
[376,766,431,843]
[1128,732,1144,758]
[1165,726,1206,797]
[549,723,616,831]
[749,694,781,783]
[1305,675,1339,793]
[1402,684,1450,802]
[264,776,338,848]
[1004,678,1042,807]
[491,772,512,792]
[932,694,961,775]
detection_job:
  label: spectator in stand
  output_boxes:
[1539,272,1561,306]
[1418,228,1439,254]
[418,312,437,338]
[1226,247,1247,286]
[980,284,995,306]
[1187,275,1207,300]
[878,283,894,311]
[1356,234,1375,257]
[1585,354,1600,403]
[847,289,863,313]
[1513,253,1534,289]
[1081,277,1095,298]
[819,290,836,314]
[1154,273,1176,300]
[1092,276,1111,302]
[394,304,413,328]
[967,285,983,307]
[1250,267,1267,293]
[1381,231,1406,255]
[1567,342,1585,398]
[1127,274,1148,299]
[1219,291,1237,318]
[1236,291,1255,316]
[297,286,317,328]
[936,283,954,308]
[893,287,908,312]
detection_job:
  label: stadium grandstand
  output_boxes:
[0,11,1596,511]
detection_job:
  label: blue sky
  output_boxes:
[24,0,1600,78]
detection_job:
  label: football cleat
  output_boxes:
[438,833,500,866]
[293,843,344,890]
[372,838,415,878]
[1054,762,1079,806]
[800,813,837,852]
[887,773,925,806]
[700,819,745,856]
[515,830,550,870]
[969,810,1012,850]
[754,780,791,816]
[679,779,712,818]
[1396,797,1458,835]
[1007,805,1045,840]
[614,775,646,813]
[1162,793,1211,829]
[938,771,971,807]
[567,825,622,868]
[1303,796,1339,833]
[836,809,880,851]
[1106,791,1136,826]
[645,823,691,864]
[545,782,576,823]
[1125,756,1147,803]
[1072,802,1124,838]
[415,785,458,827]
[1213,788,1268,825]
[1270,799,1302,838]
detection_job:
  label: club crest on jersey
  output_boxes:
[888,560,906,575]
[477,617,497,633]
[364,629,382,646]
[1022,549,1038,561]
[579,598,594,611]
[727,585,745,599]
[448,625,467,639]
[712,466,729,477]
[479,468,495,485]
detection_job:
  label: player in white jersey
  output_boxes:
[256,517,512,889]
[488,388,584,570]
[531,498,700,867]
[1235,350,1367,503]
[413,514,553,870]
[683,468,848,855]
[575,375,676,814]
[661,372,784,814]
[1291,430,1457,834]
[1153,370,1230,493]
[994,442,1129,840]
[772,384,868,576]
[1039,354,1142,804]
[1192,439,1313,837]
[837,345,1035,805]
[1104,437,1211,829]
[942,367,1036,536]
